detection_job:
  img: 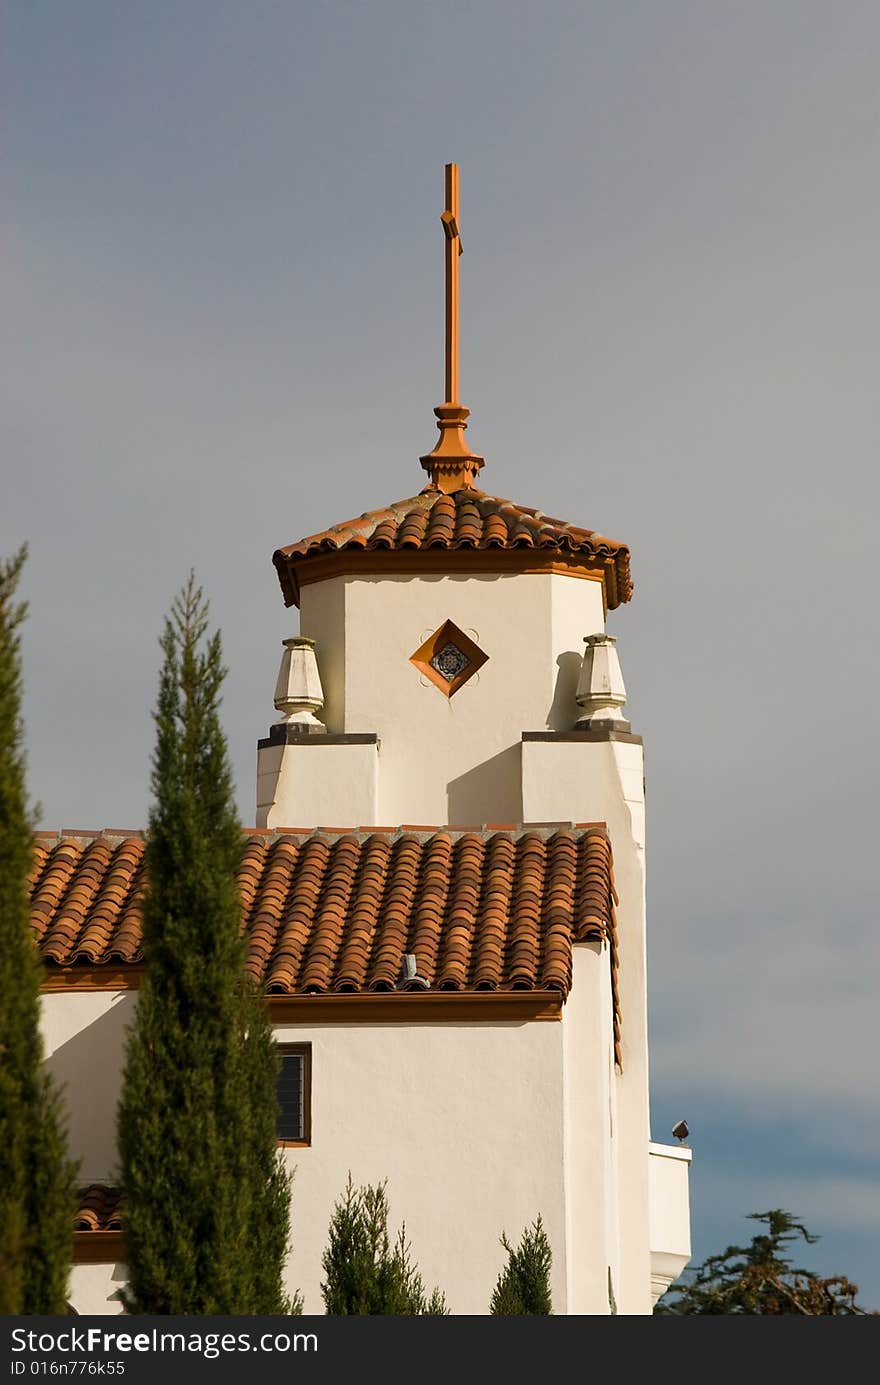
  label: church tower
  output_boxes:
[38,165,690,1316]
[253,165,690,1312]
[258,163,632,831]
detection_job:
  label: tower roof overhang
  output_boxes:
[272,487,632,610]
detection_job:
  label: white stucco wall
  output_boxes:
[561,943,619,1313]
[42,992,131,1316]
[277,570,605,827]
[521,734,654,1315]
[297,574,346,735]
[257,740,379,830]
[648,1142,693,1304]
[42,991,135,1184]
[69,1262,127,1316]
[276,1018,575,1314]
[44,985,625,1316]
[49,565,672,1314]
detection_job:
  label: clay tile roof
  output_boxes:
[31,833,147,965]
[75,1185,123,1232]
[272,487,632,609]
[32,827,618,1025]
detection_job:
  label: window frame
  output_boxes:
[275,1042,312,1148]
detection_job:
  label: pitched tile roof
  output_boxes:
[75,1185,123,1232]
[272,487,632,608]
[32,834,145,968]
[32,825,617,1003]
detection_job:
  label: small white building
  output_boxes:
[35,166,690,1315]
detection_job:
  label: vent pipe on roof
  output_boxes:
[400,953,429,990]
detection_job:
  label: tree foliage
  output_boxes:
[0,546,78,1313]
[489,1215,553,1315]
[655,1209,875,1315]
[321,1174,448,1314]
[118,574,296,1313]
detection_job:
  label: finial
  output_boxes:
[273,636,326,730]
[420,163,484,493]
[575,634,630,731]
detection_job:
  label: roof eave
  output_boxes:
[273,546,631,611]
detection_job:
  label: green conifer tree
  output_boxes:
[490,1215,553,1315]
[655,1209,876,1314]
[321,1174,448,1314]
[117,574,295,1313]
[0,546,77,1313]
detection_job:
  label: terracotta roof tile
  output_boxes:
[33,827,618,1021]
[75,1185,123,1232]
[30,835,147,965]
[273,488,632,608]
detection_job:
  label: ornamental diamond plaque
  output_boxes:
[410,619,488,698]
[430,642,470,682]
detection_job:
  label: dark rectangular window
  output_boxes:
[276,1044,311,1145]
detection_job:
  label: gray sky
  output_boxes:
[6,2,879,1306]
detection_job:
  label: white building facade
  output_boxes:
[37,166,690,1315]
[40,496,690,1313]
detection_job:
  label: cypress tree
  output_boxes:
[490,1215,553,1315]
[0,546,77,1313]
[321,1174,448,1314]
[118,574,294,1313]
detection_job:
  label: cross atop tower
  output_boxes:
[420,163,485,493]
[441,162,463,405]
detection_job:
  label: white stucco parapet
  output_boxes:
[257,733,379,829]
[648,1142,693,1305]
[520,729,645,851]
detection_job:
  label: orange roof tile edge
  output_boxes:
[33,824,619,1038]
[272,488,632,609]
